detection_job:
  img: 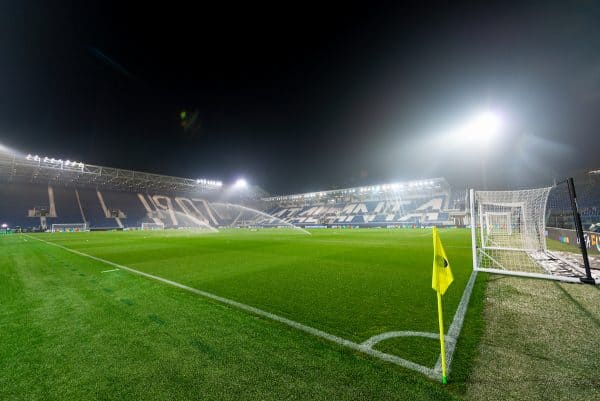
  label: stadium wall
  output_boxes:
[546,227,600,254]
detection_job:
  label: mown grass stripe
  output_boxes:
[26,234,439,379]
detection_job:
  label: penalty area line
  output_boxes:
[25,234,437,379]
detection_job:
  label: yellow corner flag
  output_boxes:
[432,227,454,295]
[432,227,453,384]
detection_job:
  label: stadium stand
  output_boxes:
[0,182,50,229]
[547,171,600,229]
[0,182,224,230]
[102,190,146,228]
[0,149,225,230]
[262,178,461,227]
[266,197,452,227]
[0,179,461,230]
[76,188,114,228]
[51,186,85,225]
[0,148,597,231]
[448,189,468,210]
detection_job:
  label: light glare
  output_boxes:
[233,178,248,189]
[457,111,502,141]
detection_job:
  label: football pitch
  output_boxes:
[1,228,486,400]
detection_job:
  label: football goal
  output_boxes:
[141,222,165,230]
[470,186,597,283]
[51,223,88,233]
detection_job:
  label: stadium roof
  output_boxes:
[0,149,223,194]
[262,177,449,202]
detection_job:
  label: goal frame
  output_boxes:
[51,223,88,233]
[469,188,593,284]
[141,222,165,230]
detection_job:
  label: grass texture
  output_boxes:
[466,275,600,401]
[1,228,483,400]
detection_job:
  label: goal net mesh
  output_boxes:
[51,223,88,232]
[472,187,554,276]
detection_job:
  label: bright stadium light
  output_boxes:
[233,178,248,189]
[1,223,7,228]
[456,111,502,142]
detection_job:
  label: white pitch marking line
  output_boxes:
[361,330,456,349]
[101,268,120,273]
[434,269,478,376]
[26,234,476,381]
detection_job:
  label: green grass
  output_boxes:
[0,228,481,400]
[33,228,474,345]
[465,275,600,401]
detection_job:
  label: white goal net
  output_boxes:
[141,222,165,230]
[470,187,593,283]
[51,223,88,232]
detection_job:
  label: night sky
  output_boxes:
[1,1,599,194]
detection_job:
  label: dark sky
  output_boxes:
[1,1,599,194]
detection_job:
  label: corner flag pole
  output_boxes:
[437,291,448,384]
[432,226,453,384]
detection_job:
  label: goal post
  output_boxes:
[470,187,597,283]
[51,223,88,232]
[141,222,165,230]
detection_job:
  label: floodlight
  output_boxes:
[457,111,502,142]
[233,178,248,189]
[1,223,7,228]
